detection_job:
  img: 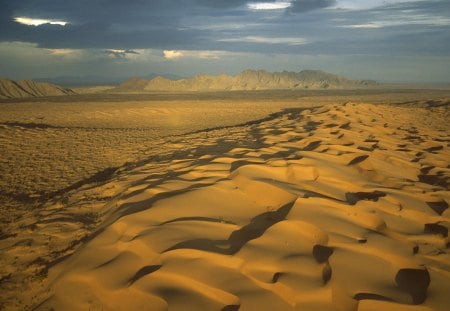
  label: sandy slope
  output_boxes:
[0,79,75,99]
[0,100,315,227]
[1,101,449,310]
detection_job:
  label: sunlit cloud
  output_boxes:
[163,50,184,59]
[218,36,308,45]
[341,14,450,28]
[333,0,422,10]
[163,50,240,60]
[14,17,68,26]
[187,50,242,59]
[341,23,383,29]
[247,1,292,10]
[48,49,81,57]
[189,51,221,59]
[185,22,263,31]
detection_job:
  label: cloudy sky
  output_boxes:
[1,0,449,83]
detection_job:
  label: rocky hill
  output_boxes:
[0,79,75,99]
[112,70,377,92]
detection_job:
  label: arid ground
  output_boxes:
[0,89,449,310]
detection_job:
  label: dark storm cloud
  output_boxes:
[10,0,184,23]
[104,49,140,58]
[289,0,336,13]
[1,0,446,52]
[1,0,450,82]
[4,0,246,24]
[0,0,448,55]
[194,0,248,8]
[0,0,245,49]
[0,1,14,28]
[0,20,209,50]
[372,0,450,13]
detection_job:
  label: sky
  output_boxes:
[0,0,449,83]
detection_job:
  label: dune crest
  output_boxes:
[1,101,449,310]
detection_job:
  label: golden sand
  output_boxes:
[1,98,449,310]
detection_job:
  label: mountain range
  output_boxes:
[0,78,75,99]
[34,73,183,87]
[1,70,378,99]
[112,70,377,92]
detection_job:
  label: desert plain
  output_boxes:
[0,89,449,311]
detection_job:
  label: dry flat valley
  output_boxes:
[0,88,449,310]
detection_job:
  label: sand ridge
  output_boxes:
[0,100,319,226]
[1,101,449,310]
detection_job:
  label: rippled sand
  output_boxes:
[0,92,449,310]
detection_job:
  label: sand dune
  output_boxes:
[1,101,449,310]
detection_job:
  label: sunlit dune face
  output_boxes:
[14,17,68,26]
